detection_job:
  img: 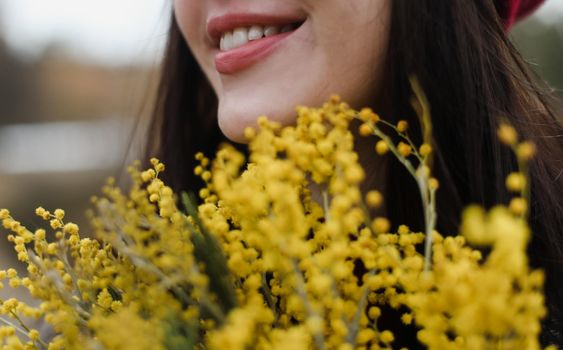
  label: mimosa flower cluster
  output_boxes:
[0,85,553,349]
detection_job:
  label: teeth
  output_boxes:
[248,25,264,41]
[219,23,299,51]
[220,36,225,51]
[222,32,233,51]
[232,27,249,48]
[264,26,280,37]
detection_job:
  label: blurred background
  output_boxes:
[0,0,170,232]
[0,2,561,264]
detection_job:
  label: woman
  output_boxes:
[147,0,563,346]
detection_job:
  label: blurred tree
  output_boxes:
[0,38,40,125]
[512,17,563,101]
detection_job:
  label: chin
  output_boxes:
[217,114,248,144]
[217,98,298,144]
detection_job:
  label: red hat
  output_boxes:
[498,0,546,30]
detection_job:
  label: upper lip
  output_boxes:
[207,13,306,46]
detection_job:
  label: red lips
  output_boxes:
[208,13,305,74]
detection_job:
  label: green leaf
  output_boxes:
[181,192,238,316]
[162,312,199,350]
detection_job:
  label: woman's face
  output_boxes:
[174,0,392,142]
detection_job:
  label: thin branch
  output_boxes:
[292,260,326,350]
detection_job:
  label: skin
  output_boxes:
[174,0,392,143]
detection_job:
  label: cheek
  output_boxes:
[173,1,220,90]
[313,0,391,107]
[173,0,199,42]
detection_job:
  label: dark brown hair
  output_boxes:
[147,1,563,346]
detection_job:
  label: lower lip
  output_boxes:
[214,31,294,74]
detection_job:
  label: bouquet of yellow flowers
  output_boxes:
[0,80,550,350]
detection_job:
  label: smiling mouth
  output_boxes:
[209,14,307,75]
[219,22,303,52]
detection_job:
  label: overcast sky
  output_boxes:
[0,0,561,66]
[0,0,171,65]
